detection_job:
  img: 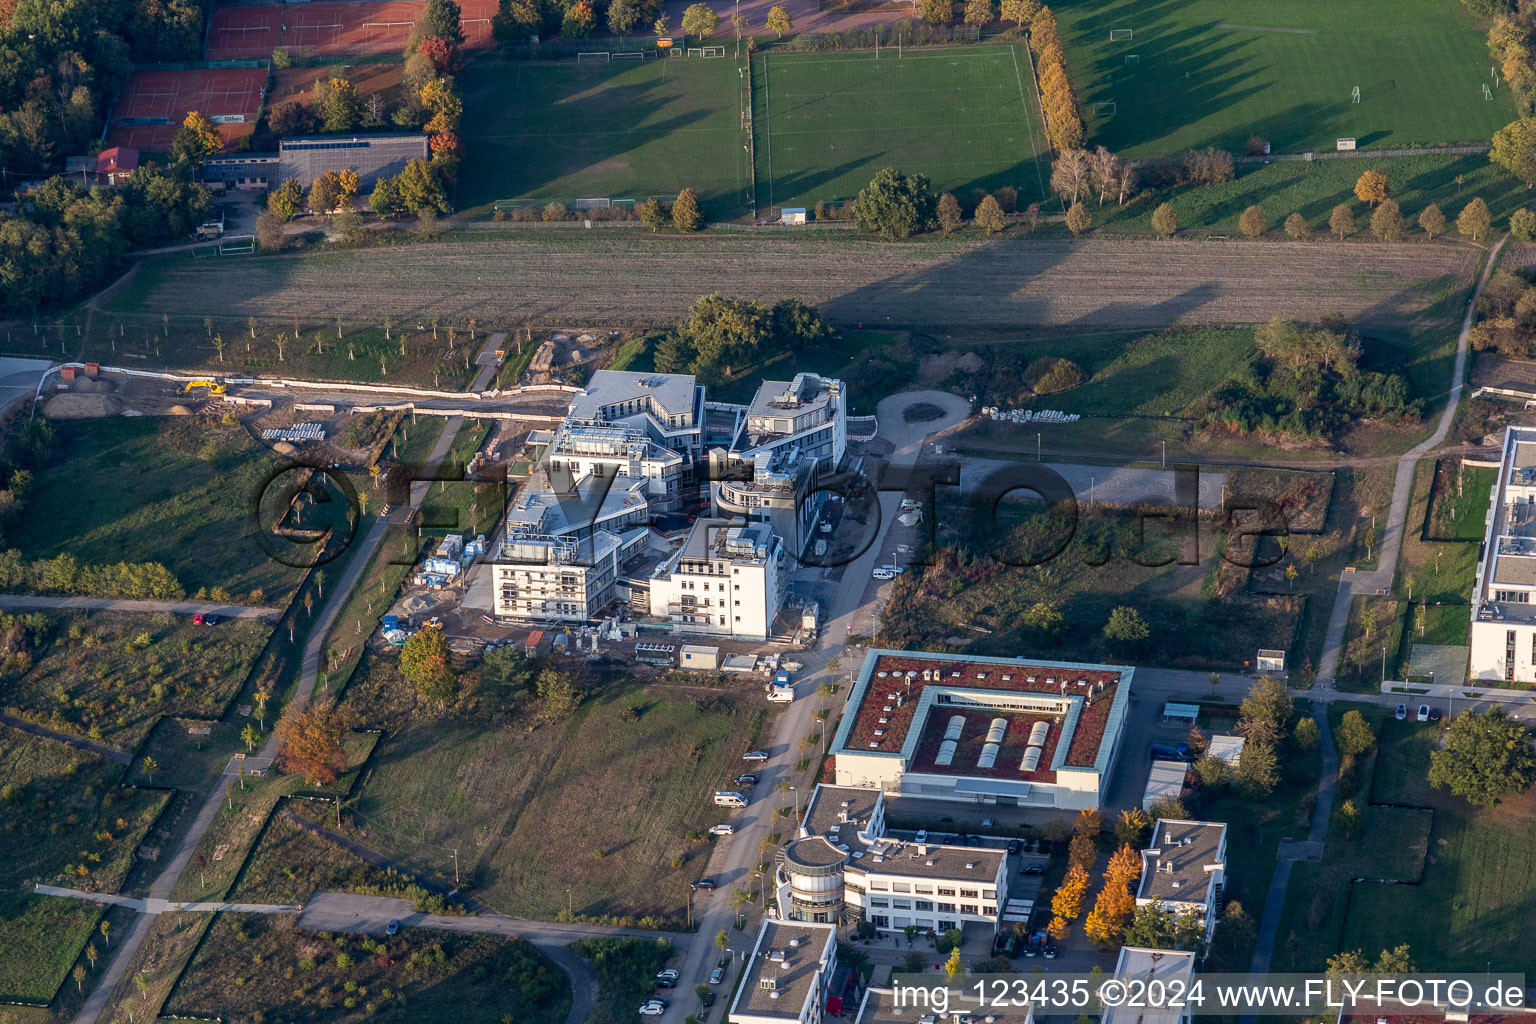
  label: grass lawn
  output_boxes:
[1425,460,1497,542]
[754,45,1050,210]
[343,659,764,921]
[570,936,675,1024]
[9,418,304,605]
[458,56,750,219]
[1280,714,1536,973]
[0,729,170,1004]
[229,809,425,906]
[164,913,571,1024]
[1055,0,1512,158]
[0,895,104,1003]
[4,613,269,750]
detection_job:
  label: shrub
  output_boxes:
[1023,357,1085,394]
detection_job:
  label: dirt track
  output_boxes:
[123,234,1482,329]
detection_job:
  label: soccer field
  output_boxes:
[752,46,1050,212]
[457,56,751,218]
[1055,0,1514,159]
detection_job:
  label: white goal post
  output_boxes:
[577,51,611,62]
[1092,101,1116,115]
[1109,28,1132,40]
[687,45,726,56]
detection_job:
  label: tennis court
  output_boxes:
[206,0,497,60]
[108,68,267,151]
[752,45,1050,212]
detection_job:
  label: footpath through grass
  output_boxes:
[1056,0,1512,158]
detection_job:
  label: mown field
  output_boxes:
[343,658,762,921]
[459,56,750,219]
[754,45,1049,210]
[103,233,1482,330]
[1055,0,1511,157]
[10,418,304,605]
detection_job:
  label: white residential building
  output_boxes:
[731,373,848,468]
[1471,426,1536,682]
[566,369,704,464]
[648,519,786,641]
[1135,819,1228,946]
[728,920,839,1024]
[543,419,688,511]
[492,530,636,624]
[775,784,1010,937]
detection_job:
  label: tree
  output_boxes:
[73,964,86,992]
[173,111,223,162]
[308,170,343,215]
[1353,169,1389,207]
[1239,204,1266,239]
[1371,198,1404,242]
[1235,740,1279,796]
[141,756,158,782]
[919,0,953,23]
[562,0,595,37]
[1493,118,1536,188]
[1150,202,1177,239]
[332,207,363,244]
[421,0,466,43]
[1512,207,1536,241]
[370,175,402,219]
[319,77,361,133]
[1238,676,1292,747]
[1084,845,1140,946]
[672,187,703,231]
[401,626,456,702]
[975,194,1006,234]
[637,197,667,232]
[851,167,936,240]
[937,192,962,234]
[1459,197,1492,242]
[681,2,718,36]
[1049,148,1091,204]
[397,158,450,214]
[241,722,260,751]
[1428,707,1535,806]
[1333,798,1362,837]
[1293,716,1320,750]
[275,699,349,786]
[944,947,964,978]
[1064,201,1090,236]
[1000,0,1041,26]
[537,666,582,721]
[1115,808,1150,848]
[1334,709,1375,758]
[1284,211,1309,240]
[766,4,791,35]
[1419,203,1446,241]
[1051,862,1090,920]
[1123,900,1204,951]
[963,0,994,27]
[1329,203,1355,240]
[1022,601,1063,634]
[1102,606,1149,647]
[267,178,304,222]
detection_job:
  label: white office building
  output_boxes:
[648,519,786,641]
[731,373,848,468]
[1135,819,1228,947]
[728,920,839,1024]
[566,370,704,464]
[775,784,1010,937]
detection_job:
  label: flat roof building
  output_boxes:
[854,986,1035,1024]
[1470,426,1536,681]
[729,920,839,1024]
[649,518,787,641]
[828,650,1134,811]
[1106,948,1196,1024]
[277,133,428,190]
[1136,818,1228,946]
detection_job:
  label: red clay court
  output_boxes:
[206,0,497,60]
[108,68,266,151]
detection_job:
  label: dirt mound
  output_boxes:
[272,441,298,456]
[168,404,193,415]
[43,393,122,419]
[72,377,117,394]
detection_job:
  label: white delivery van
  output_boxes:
[767,687,795,703]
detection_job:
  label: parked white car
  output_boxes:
[709,823,735,837]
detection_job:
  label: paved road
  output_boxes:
[660,389,974,1021]
[1314,234,1506,690]
[0,595,282,620]
[0,712,132,763]
[66,335,506,1024]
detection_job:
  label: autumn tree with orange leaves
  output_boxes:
[275,699,350,786]
[1083,844,1142,947]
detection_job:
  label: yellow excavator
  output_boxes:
[183,380,227,395]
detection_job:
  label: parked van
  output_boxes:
[714,792,748,807]
[767,687,794,703]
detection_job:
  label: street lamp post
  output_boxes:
[1381,645,1387,684]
